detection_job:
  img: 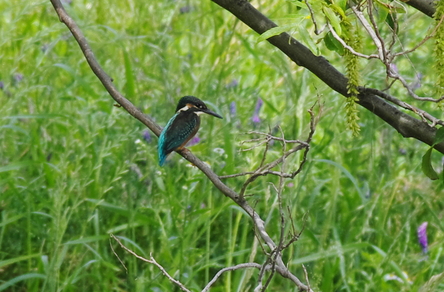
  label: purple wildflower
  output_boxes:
[226,79,239,89]
[142,130,152,143]
[251,115,260,123]
[0,81,4,90]
[417,222,428,254]
[187,135,200,147]
[230,101,236,117]
[255,98,263,112]
[13,73,24,84]
[252,98,263,123]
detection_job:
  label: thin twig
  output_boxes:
[110,234,191,292]
[202,263,262,292]
[246,131,310,145]
[351,3,384,60]
[257,253,274,291]
[393,14,444,57]
[327,23,378,59]
[109,236,127,273]
[359,87,444,127]
[282,209,301,249]
[387,9,398,52]
[302,264,311,292]
[351,1,444,103]
[288,105,316,179]
[229,106,317,197]
[220,171,259,179]
[259,139,270,167]
[387,69,444,102]
[367,0,388,62]
[262,128,289,291]
[304,0,325,34]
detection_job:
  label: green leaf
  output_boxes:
[0,273,46,291]
[334,0,347,11]
[257,24,296,43]
[314,159,365,200]
[285,0,306,9]
[374,0,407,13]
[0,254,41,269]
[0,161,34,173]
[433,127,444,145]
[64,235,109,245]
[323,5,342,36]
[261,97,279,114]
[298,25,318,53]
[422,148,439,180]
[324,32,344,55]
[373,1,390,24]
[2,114,65,120]
[123,49,136,98]
[330,3,346,19]
[291,242,370,264]
[385,13,397,33]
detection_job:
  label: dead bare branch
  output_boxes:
[49,1,314,290]
[111,234,192,292]
[304,0,325,35]
[359,87,444,127]
[202,263,262,292]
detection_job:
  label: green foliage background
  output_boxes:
[1,0,443,291]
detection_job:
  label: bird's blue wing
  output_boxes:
[158,112,199,166]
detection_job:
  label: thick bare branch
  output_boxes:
[405,0,436,18]
[211,0,444,154]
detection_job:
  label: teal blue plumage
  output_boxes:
[158,96,222,166]
[158,110,200,166]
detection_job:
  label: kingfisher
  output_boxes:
[158,96,223,166]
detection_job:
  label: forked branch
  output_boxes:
[49,0,314,290]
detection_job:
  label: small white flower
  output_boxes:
[213,148,225,155]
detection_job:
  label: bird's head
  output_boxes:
[176,96,223,119]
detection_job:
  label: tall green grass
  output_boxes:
[1,0,443,291]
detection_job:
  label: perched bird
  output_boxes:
[158,96,223,166]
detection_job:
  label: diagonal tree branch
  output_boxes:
[49,0,313,290]
[210,0,444,154]
[405,0,436,18]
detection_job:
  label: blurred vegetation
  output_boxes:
[0,0,443,291]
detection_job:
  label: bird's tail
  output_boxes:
[158,151,166,166]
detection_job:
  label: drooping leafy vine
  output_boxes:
[342,18,361,136]
[434,0,444,107]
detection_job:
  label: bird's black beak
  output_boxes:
[203,108,223,119]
